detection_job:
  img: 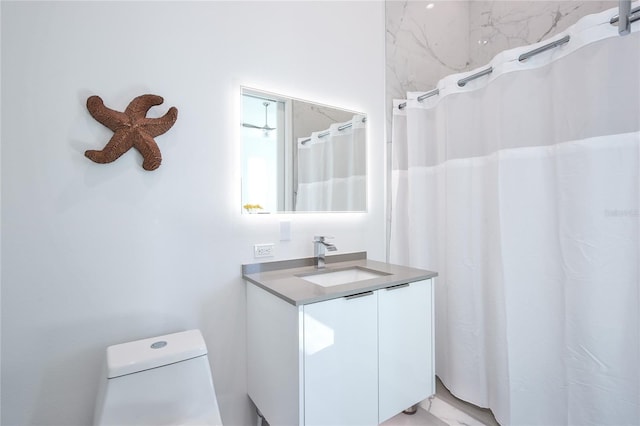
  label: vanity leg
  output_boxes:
[403,404,418,415]
[256,408,270,426]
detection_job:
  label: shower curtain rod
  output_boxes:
[457,66,493,87]
[300,117,367,145]
[397,3,637,110]
[518,35,570,62]
[611,3,640,34]
[397,88,440,110]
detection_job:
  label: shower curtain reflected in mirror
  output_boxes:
[391,7,639,425]
[296,114,367,211]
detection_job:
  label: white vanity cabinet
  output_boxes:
[378,281,434,423]
[303,290,379,426]
[246,278,434,426]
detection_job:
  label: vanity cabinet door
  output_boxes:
[378,279,434,423]
[302,292,378,426]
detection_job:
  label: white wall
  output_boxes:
[0,2,386,425]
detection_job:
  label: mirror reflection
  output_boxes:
[241,87,367,213]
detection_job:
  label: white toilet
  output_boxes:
[94,329,223,425]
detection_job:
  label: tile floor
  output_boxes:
[382,377,500,426]
[433,378,499,426]
[382,398,486,426]
[382,406,447,426]
[260,377,500,426]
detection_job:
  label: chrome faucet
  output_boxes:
[313,236,337,269]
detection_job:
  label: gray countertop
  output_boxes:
[242,252,438,306]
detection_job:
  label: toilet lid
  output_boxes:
[106,330,207,378]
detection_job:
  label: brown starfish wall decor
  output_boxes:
[85,94,178,171]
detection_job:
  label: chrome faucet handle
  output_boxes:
[313,236,336,269]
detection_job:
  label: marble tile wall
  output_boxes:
[386,1,470,107]
[386,0,617,137]
[468,1,617,68]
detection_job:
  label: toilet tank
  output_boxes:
[94,329,223,426]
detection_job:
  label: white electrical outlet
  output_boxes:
[254,243,274,258]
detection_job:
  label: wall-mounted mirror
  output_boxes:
[241,87,367,214]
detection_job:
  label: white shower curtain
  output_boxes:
[391,7,639,425]
[296,114,366,211]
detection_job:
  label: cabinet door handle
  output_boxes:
[385,283,410,291]
[345,291,374,300]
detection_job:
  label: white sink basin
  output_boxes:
[297,267,389,287]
